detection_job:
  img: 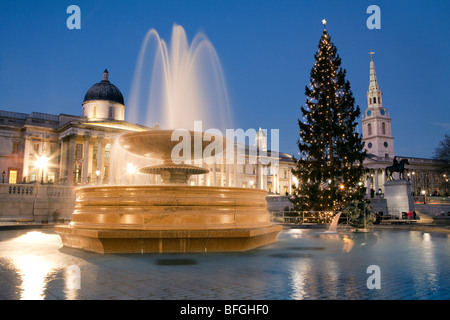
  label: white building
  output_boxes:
[361,56,447,197]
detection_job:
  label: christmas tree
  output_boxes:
[291,21,366,212]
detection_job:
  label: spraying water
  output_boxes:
[127,24,233,132]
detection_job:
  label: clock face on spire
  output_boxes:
[380,109,385,116]
[367,110,372,117]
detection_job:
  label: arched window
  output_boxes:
[368,123,372,136]
[373,97,376,103]
[382,122,386,135]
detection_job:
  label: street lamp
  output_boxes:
[421,189,426,204]
[95,169,101,185]
[36,155,48,184]
[127,163,136,185]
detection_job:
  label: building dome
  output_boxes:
[82,69,126,121]
[83,69,124,105]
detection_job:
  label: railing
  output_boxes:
[0,183,74,197]
[47,186,74,197]
[0,184,35,196]
[414,195,450,204]
[271,211,341,224]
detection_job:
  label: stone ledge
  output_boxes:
[55,225,282,254]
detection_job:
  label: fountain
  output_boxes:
[55,25,282,253]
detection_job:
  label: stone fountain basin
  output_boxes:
[55,185,282,253]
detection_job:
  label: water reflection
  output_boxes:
[0,228,448,300]
[14,255,53,300]
[0,231,65,300]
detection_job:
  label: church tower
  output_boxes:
[361,54,395,159]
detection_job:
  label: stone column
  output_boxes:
[263,165,268,191]
[67,135,76,186]
[22,135,31,183]
[212,160,216,186]
[108,137,117,185]
[59,138,65,181]
[233,159,238,188]
[96,137,104,184]
[374,168,379,194]
[82,134,91,184]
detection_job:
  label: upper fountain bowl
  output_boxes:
[119,129,225,163]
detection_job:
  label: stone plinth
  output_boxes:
[55,185,282,253]
[383,180,415,219]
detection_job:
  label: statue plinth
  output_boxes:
[383,180,414,219]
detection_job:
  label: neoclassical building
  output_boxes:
[0,70,294,194]
[361,56,447,196]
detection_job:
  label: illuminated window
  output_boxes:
[48,171,55,183]
[9,170,17,184]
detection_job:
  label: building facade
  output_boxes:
[361,56,447,197]
[0,70,294,195]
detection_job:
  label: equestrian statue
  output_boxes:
[385,157,409,180]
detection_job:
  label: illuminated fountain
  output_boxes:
[55,25,282,253]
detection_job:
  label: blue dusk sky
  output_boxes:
[0,0,449,159]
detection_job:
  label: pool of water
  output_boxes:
[0,226,448,300]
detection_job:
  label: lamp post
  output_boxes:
[127,163,136,185]
[421,189,426,204]
[95,169,101,185]
[36,156,48,184]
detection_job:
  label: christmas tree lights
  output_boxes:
[290,22,366,212]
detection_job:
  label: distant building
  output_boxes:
[361,56,447,196]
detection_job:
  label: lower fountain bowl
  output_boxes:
[55,185,282,253]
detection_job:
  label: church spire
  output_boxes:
[368,52,379,91]
[367,52,382,107]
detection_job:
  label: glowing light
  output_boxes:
[35,155,48,170]
[127,163,136,175]
[322,19,327,25]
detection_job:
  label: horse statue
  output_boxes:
[385,157,409,180]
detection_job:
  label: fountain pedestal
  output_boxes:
[55,185,281,253]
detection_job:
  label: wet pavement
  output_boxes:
[0,226,449,300]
